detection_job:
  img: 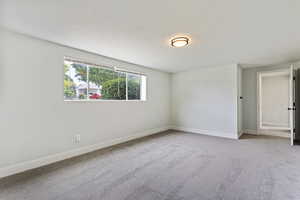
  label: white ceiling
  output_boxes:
[1,0,300,72]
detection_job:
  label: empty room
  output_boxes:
[1,1,300,200]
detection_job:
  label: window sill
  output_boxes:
[64,99,147,102]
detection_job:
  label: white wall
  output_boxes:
[0,28,171,177]
[171,64,239,139]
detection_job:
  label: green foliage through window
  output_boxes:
[102,77,126,99]
[64,64,76,98]
[64,59,146,101]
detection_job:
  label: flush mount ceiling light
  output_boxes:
[170,36,190,47]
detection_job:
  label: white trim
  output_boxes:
[0,126,171,179]
[64,100,147,102]
[238,131,244,138]
[289,64,295,145]
[243,129,258,135]
[258,69,289,78]
[115,67,146,76]
[257,69,290,131]
[171,126,239,139]
[261,121,289,127]
[260,126,290,131]
[257,129,290,138]
[242,129,289,138]
[141,76,147,101]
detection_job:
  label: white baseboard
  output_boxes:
[238,131,244,138]
[257,129,290,138]
[171,126,238,139]
[243,129,258,135]
[0,126,171,179]
[243,129,289,138]
[262,122,289,127]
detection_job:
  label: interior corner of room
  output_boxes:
[1,1,300,198]
[1,28,300,178]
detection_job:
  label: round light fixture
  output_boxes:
[170,36,190,47]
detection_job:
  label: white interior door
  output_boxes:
[261,74,289,129]
[289,65,295,145]
[258,70,290,132]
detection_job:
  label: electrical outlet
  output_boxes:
[74,134,81,143]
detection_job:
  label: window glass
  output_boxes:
[64,61,87,100]
[127,73,141,100]
[89,66,126,100]
[64,59,146,101]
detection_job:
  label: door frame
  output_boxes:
[257,69,291,132]
[289,65,295,145]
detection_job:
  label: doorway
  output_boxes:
[257,67,295,144]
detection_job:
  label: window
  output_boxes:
[64,61,87,100]
[64,58,147,101]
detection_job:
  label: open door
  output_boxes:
[289,64,295,145]
[295,68,300,142]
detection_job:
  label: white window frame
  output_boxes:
[63,57,147,102]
